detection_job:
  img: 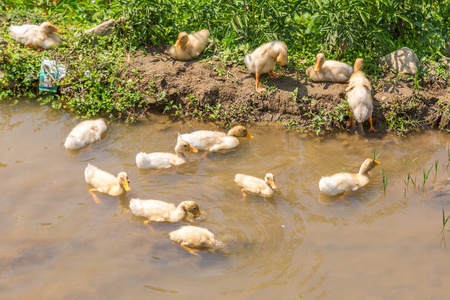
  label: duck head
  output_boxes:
[265,173,277,189]
[359,158,380,174]
[175,32,189,47]
[117,172,131,192]
[181,201,202,218]
[41,22,61,34]
[314,53,326,72]
[354,58,364,72]
[175,137,198,154]
[227,125,254,138]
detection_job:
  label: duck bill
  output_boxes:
[53,26,62,33]
[374,160,380,165]
[189,146,198,153]
[123,181,131,192]
[175,39,181,47]
[270,181,277,189]
[246,132,254,139]
[194,211,207,221]
[314,61,321,72]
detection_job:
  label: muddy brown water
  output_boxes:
[1,99,450,299]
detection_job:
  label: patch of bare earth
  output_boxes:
[126,46,450,134]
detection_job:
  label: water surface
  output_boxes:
[1,99,449,299]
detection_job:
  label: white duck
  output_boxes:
[129,199,201,222]
[319,158,380,196]
[234,173,277,200]
[169,226,223,255]
[346,58,375,135]
[84,164,131,204]
[136,136,198,169]
[179,125,254,152]
[306,53,353,83]
[245,41,288,92]
[168,29,210,61]
[10,22,61,50]
[64,119,107,150]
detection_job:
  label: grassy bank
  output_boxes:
[1,0,449,133]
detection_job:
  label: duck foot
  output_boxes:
[89,189,102,204]
[255,72,266,93]
[25,44,44,51]
[144,220,155,232]
[270,70,282,78]
[181,244,199,256]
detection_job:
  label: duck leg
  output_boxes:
[88,188,102,204]
[25,44,44,51]
[143,220,155,232]
[339,194,348,202]
[241,189,247,201]
[255,72,266,93]
[368,117,375,132]
[180,244,199,256]
[357,122,366,137]
[348,111,354,127]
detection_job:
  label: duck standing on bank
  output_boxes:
[306,53,353,83]
[180,125,254,152]
[346,58,375,135]
[168,29,210,61]
[244,41,288,93]
[319,158,380,196]
[10,22,61,50]
[84,164,131,204]
[234,173,277,200]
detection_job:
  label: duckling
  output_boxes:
[244,41,288,93]
[9,22,61,50]
[234,173,277,200]
[319,158,380,196]
[306,53,353,83]
[84,164,131,204]
[168,29,210,61]
[129,199,201,222]
[169,226,223,256]
[136,136,198,169]
[346,58,375,135]
[180,125,254,152]
[64,119,107,150]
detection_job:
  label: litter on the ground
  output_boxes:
[38,57,67,93]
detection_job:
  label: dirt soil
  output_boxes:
[126,46,450,134]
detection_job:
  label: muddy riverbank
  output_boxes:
[125,46,450,135]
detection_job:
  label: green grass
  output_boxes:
[371,150,381,161]
[382,169,391,193]
[1,0,450,122]
[443,209,450,232]
[422,165,433,187]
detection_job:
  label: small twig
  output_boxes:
[58,6,68,21]
[43,65,56,82]
[207,20,218,54]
